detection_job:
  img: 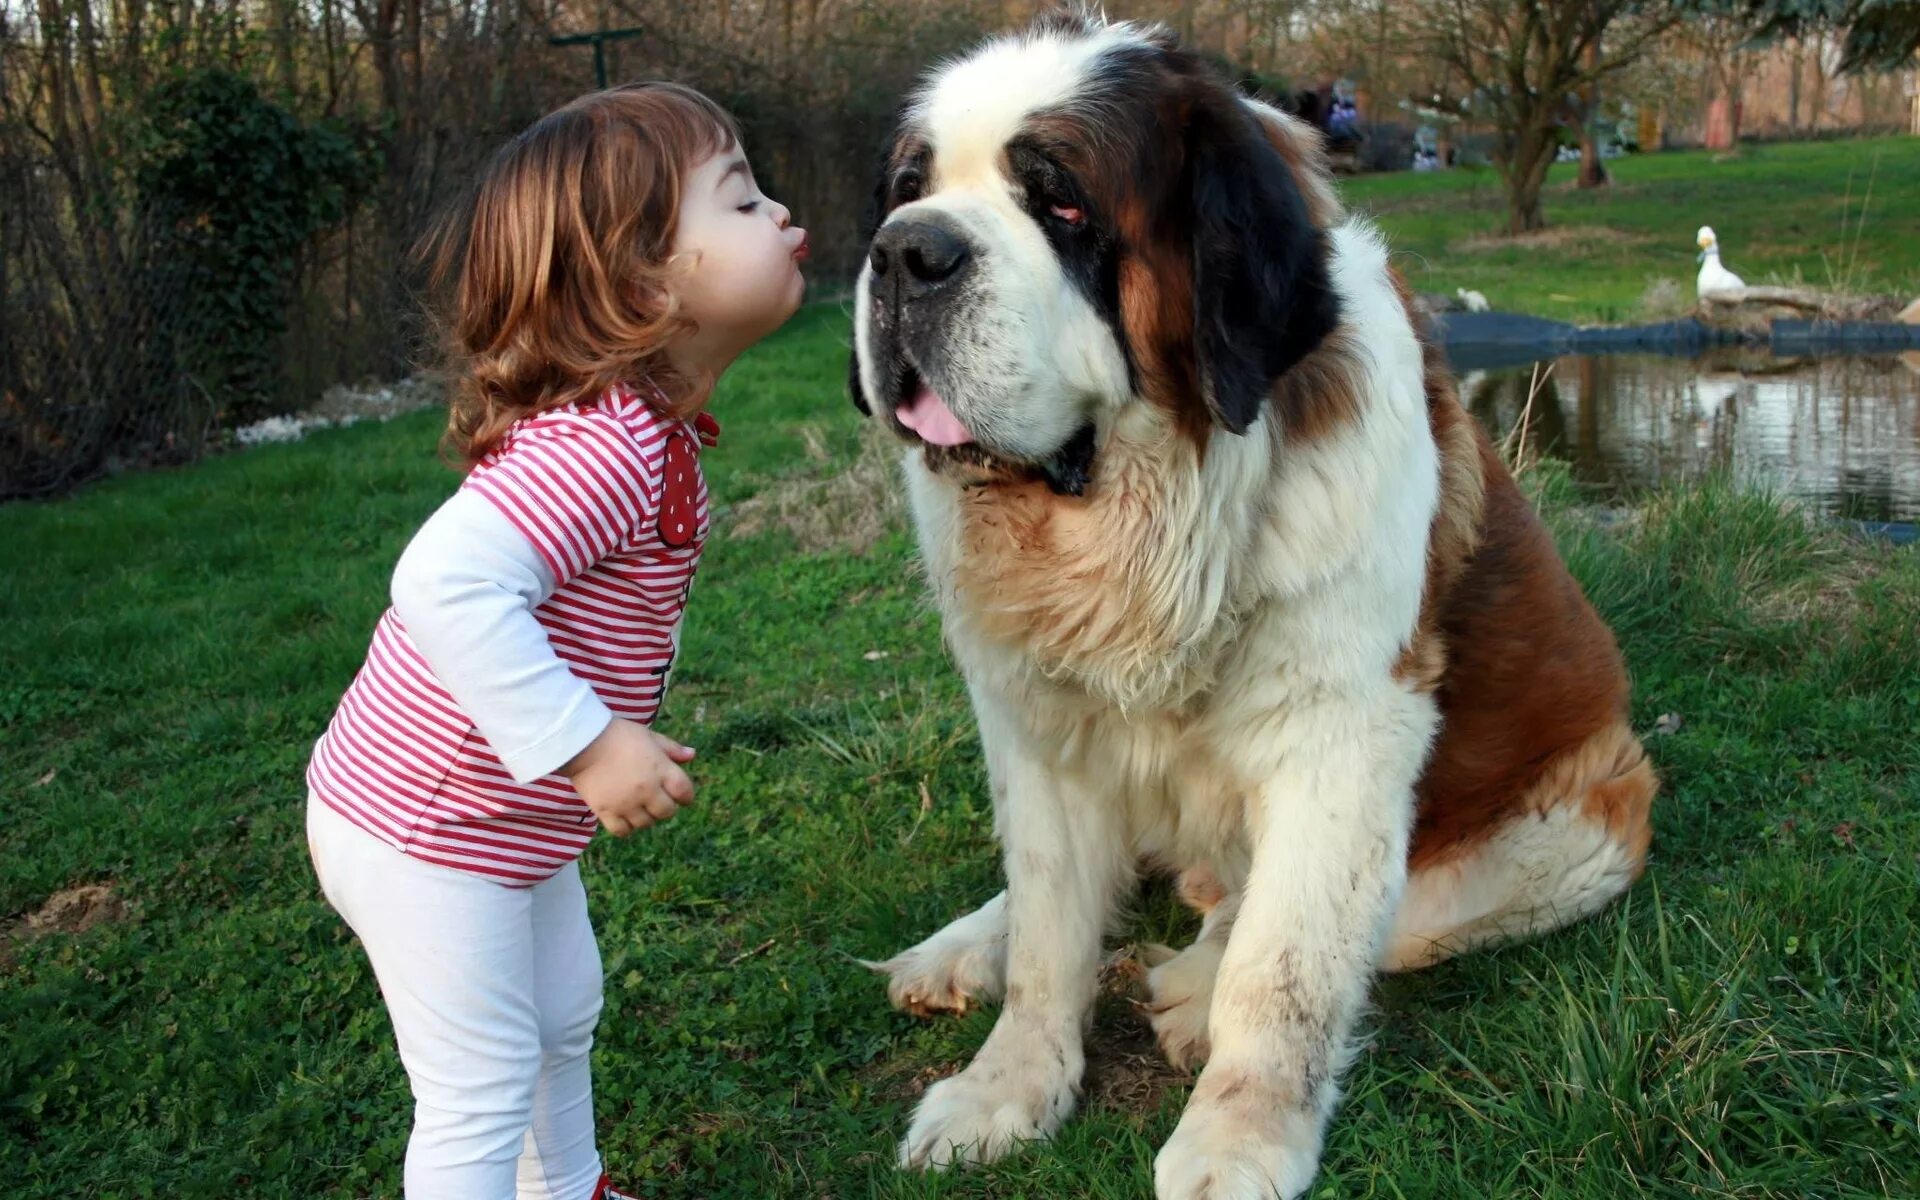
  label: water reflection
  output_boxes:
[1452,350,1920,522]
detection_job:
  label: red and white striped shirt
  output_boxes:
[308,385,711,885]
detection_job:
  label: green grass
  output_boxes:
[5,302,1919,1198]
[1345,135,1920,324]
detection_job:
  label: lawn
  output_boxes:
[5,299,1919,1193]
[1346,135,1920,325]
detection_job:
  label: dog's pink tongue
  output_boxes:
[897,383,974,447]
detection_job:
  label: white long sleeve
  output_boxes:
[389,489,613,784]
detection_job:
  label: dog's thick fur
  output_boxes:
[849,16,1656,1199]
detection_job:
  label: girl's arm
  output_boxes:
[389,489,613,784]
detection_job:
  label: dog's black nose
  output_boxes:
[869,219,971,293]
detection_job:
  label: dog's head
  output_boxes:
[850,12,1342,494]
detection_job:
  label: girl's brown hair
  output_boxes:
[424,82,741,466]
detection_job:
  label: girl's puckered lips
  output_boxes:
[793,232,811,263]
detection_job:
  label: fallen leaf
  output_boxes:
[918,779,933,814]
[1653,712,1683,735]
[863,649,890,662]
[34,768,56,787]
[1832,822,1856,848]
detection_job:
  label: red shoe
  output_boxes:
[592,1172,640,1200]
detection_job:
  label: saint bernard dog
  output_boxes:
[849,12,1657,1198]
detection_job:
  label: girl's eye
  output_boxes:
[737,200,760,214]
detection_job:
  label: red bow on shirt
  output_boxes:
[659,415,718,548]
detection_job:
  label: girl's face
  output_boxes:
[670,148,808,354]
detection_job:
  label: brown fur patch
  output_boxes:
[1116,215,1208,448]
[1406,436,1648,870]
[1118,201,1360,452]
[1561,720,1658,869]
[1269,331,1366,445]
[1096,86,1356,452]
[949,465,1184,682]
[1380,270,1653,870]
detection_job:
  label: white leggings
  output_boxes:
[307,797,605,1200]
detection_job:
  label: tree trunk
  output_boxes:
[1508,185,1543,234]
[1810,33,1831,131]
[1576,125,1607,187]
[1502,122,1555,234]
[1577,41,1608,188]
[270,0,300,97]
[1637,106,1661,152]
[1705,95,1736,150]
[1788,39,1803,132]
[1723,54,1745,145]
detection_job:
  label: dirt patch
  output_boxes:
[17,883,125,936]
[2,883,128,965]
[723,425,904,553]
[1454,225,1651,254]
[1083,950,1191,1119]
[853,946,1191,1121]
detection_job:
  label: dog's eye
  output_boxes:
[1047,202,1086,228]
[892,172,923,206]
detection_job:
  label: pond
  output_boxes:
[1447,348,1920,525]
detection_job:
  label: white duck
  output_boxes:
[1696,226,1746,299]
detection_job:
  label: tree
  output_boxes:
[134,69,378,424]
[1674,0,1918,146]
[1681,7,1772,147]
[1407,0,1916,234]
[1409,0,1680,233]
[1746,0,1920,69]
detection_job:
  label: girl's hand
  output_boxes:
[561,719,697,836]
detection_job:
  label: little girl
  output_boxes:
[305,82,807,1199]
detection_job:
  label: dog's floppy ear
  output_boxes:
[1186,95,1339,434]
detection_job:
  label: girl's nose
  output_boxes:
[773,202,791,229]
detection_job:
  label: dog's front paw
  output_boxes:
[866,896,1008,1017]
[1154,1078,1322,1200]
[870,940,1005,1018]
[898,1032,1079,1169]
